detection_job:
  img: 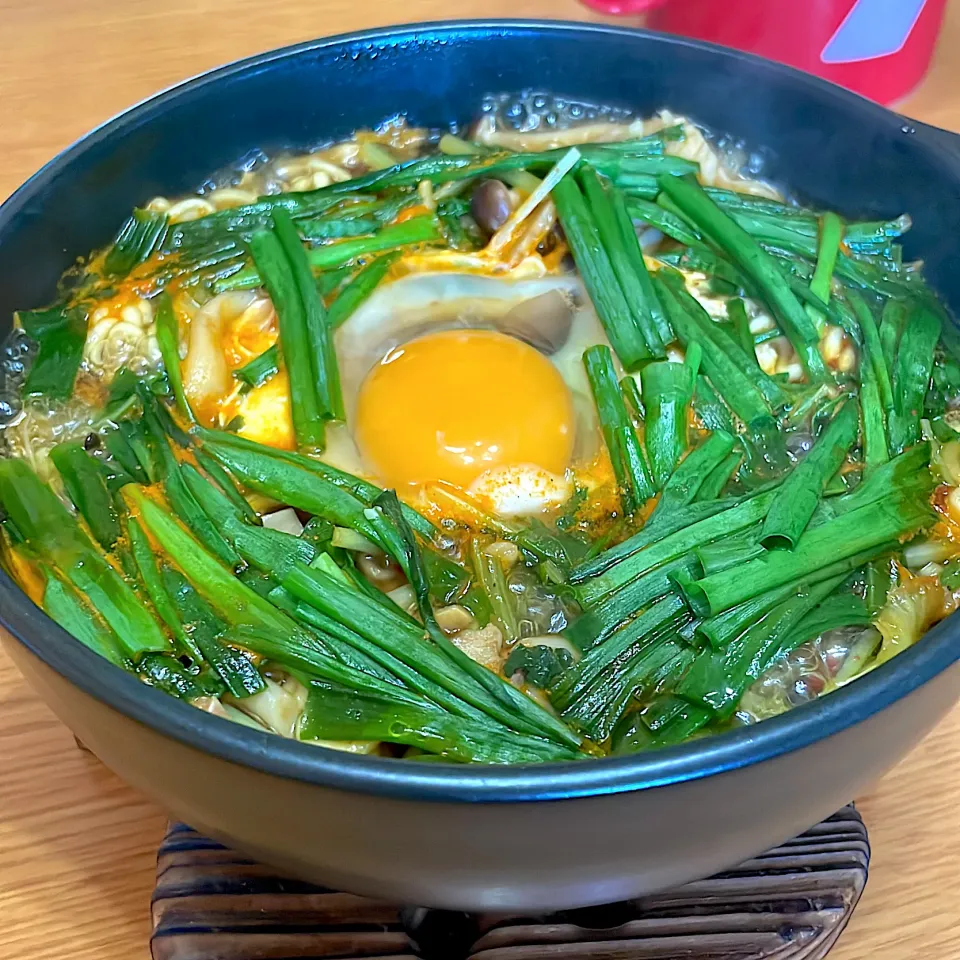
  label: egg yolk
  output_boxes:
[354,329,575,490]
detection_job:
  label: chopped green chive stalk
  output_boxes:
[860,377,889,475]
[570,489,758,586]
[282,560,580,749]
[50,442,121,551]
[805,211,843,331]
[316,264,355,297]
[688,279,787,410]
[678,492,929,617]
[656,174,827,380]
[727,299,756,363]
[272,207,344,422]
[678,576,844,720]
[41,565,128,667]
[573,489,781,606]
[695,531,765,577]
[714,307,788,410]
[626,196,703,248]
[310,215,440,270]
[195,428,436,539]
[299,681,571,764]
[552,175,651,370]
[203,439,390,552]
[696,450,743,501]
[376,490,580,748]
[128,486,311,646]
[566,554,695,651]
[0,458,170,659]
[248,230,326,451]
[552,596,686,708]
[570,638,694,743]
[656,272,775,427]
[127,516,203,664]
[470,538,522,642]
[104,209,168,278]
[656,244,744,291]
[138,394,240,568]
[579,166,666,356]
[139,653,221,701]
[161,566,265,699]
[291,595,450,687]
[847,291,893,413]
[325,252,399,329]
[154,292,193,422]
[651,429,736,518]
[640,343,700,490]
[103,424,149,485]
[299,217,381,240]
[638,694,688,733]
[234,344,279,389]
[693,375,737,434]
[218,216,441,292]
[583,345,655,513]
[760,399,860,549]
[810,212,844,300]
[99,368,142,425]
[304,142,689,202]
[17,305,87,401]
[611,190,674,348]
[823,444,932,519]
[619,374,644,419]
[228,619,418,703]
[193,449,259,525]
[181,463,313,568]
[696,579,798,651]
[888,303,941,453]
[879,299,906,374]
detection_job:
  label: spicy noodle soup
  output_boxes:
[0,96,956,763]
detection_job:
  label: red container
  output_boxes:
[579,0,947,104]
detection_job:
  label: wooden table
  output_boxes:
[2,2,959,957]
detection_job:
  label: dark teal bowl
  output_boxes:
[1,20,958,910]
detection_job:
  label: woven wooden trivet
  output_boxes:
[151,804,869,960]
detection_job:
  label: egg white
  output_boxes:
[331,271,611,491]
[469,464,573,517]
[232,271,616,515]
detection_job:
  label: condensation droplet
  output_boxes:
[481,90,636,135]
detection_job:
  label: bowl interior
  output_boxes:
[1,20,959,801]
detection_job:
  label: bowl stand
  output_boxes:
[149,805,868,960]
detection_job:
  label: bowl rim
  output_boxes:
[1,18,959,804]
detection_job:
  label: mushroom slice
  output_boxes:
[495,289,574,354]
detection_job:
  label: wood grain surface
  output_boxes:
[1,3,959,959]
